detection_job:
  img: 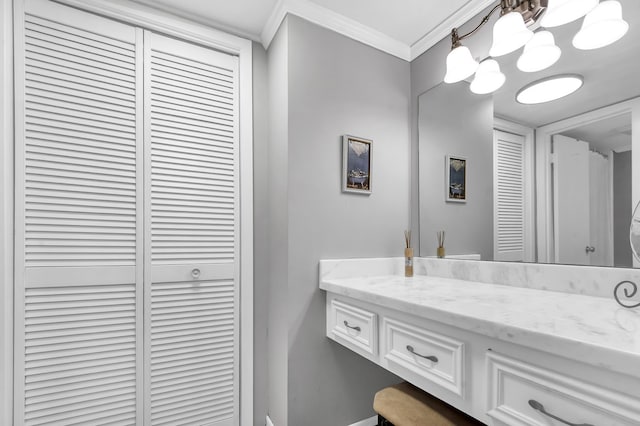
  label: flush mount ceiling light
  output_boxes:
[443,0,628,98]
[516,74,584,104]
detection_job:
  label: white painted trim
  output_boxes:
[260,0,496,61]
[238,36,255,426]
[0,0,13,424]
[349,415,377,426]
[494,117,536,262]
[266,414,275,426]
[261,0,410,60]
[410,0,496,61]
[53,0,251,57]
[119,0,261,42]
[535,97,640,264]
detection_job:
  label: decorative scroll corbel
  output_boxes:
[614,280,640,309]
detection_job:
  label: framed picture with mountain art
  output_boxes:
[445,154,466,202]
[342,135,372,194]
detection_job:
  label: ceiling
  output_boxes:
[132,0,637,143]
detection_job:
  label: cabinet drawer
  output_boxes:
[487,351,640,426]
[328,299,377,360]
[382,317,464,396]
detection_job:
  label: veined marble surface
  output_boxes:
[320,257,640,298]
[319,258,640,378]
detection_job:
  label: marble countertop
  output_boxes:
[320,274,640,378]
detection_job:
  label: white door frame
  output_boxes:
[535,98,640,264]
[494,117,536,262]
[1,0,14,424]
[7,0,254,423]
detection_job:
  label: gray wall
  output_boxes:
[267,20,290,426]
[264,15,410,425]
[252,41,269,426]
[417,83,493,259]
[614,150,633,267]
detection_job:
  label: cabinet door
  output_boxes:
[143,31,239,426]
[14,0,143,424]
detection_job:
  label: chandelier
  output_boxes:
[443,0,629,102]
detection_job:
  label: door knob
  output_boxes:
[191,268,201,279]
[585,246,595,254]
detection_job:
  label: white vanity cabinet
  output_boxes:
[324,290,640,426]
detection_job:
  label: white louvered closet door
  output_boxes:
[493,130,526,262]
[15,0,143,424]
[143,32,239,426]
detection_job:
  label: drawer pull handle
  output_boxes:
[528,400,594,426]
[406,345,438,363]
[343,321,361,332]
[191,268,201,279]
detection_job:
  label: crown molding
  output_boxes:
[410,0,496,61]
[128,0,261,42]
[261,0,411,61]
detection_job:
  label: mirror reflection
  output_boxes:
[418,0,639,268]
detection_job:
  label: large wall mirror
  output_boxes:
[418,0,639,268]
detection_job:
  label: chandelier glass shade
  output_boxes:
[572,1,628,50]
[517,30,561,72]
[444,45,479,84]
[540,0,599,27]
[470,59,506,94]
[489,12,534,57]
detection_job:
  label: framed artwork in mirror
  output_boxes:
[445,155,466,202]
[342,135,372,194]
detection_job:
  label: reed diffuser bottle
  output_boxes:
[404,230,413,277]
[437,231,445,258]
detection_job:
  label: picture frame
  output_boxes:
[342,135,372,194]
[445,155,467,202]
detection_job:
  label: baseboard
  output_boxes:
[349,415,377,426]
[266,414,274,426]
[267,413,376,426]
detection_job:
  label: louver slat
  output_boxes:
[494,133,526,260]
[146,31,237,426]
[23,14,138,268]
[24,285,137,426]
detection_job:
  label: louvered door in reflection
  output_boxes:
[493,130,526,262]
[144,32,239,426]
[15,0,143,424]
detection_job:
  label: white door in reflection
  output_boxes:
[552,135,614,266]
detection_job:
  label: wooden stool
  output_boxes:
[373,382,484,426]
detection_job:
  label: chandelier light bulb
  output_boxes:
[444,45,479,84]
[470,59,506,95]
[489,12,534,57]
[573,1,628,50]
[541,0,599,28]
[517,31,562,73]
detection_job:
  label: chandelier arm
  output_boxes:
[456,2,503,43]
